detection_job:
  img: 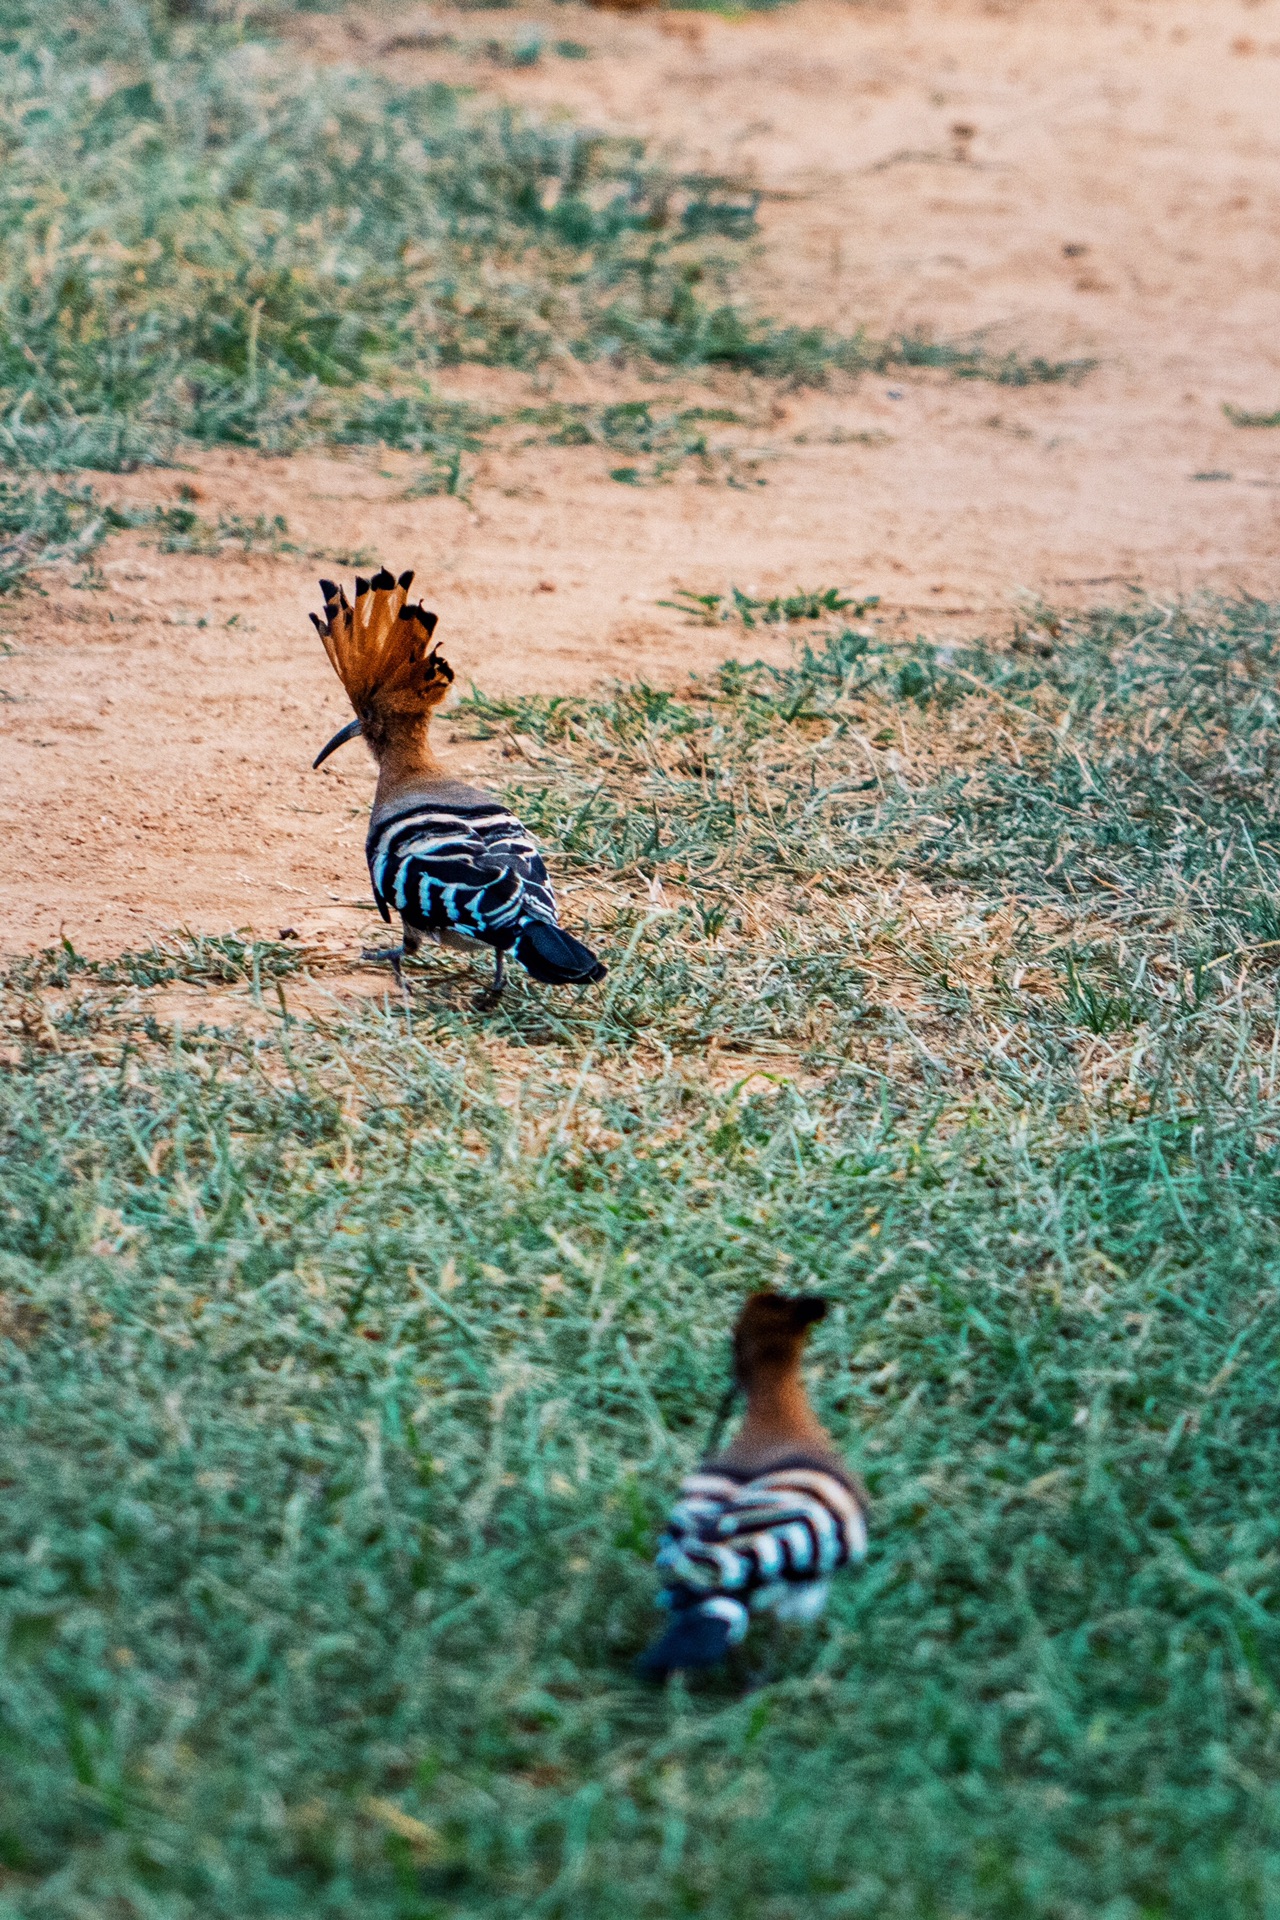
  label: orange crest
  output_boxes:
[310,568,454,722]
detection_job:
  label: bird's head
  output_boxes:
[310,567,455,771]
[731,1291,829,1390]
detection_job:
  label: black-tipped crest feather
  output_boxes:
[308,568,451,735]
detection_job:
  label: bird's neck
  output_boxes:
[728,1367,829,1457]
[372,725,445,811]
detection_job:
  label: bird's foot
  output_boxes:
[361,944,409,990]
[473,950,505,1011]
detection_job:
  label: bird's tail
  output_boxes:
[514,920,607,986]
[635,1598,747,1681]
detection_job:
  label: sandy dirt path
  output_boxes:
[2,0,1278,958]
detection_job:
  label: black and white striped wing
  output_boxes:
[655,1467,867,1606]
[367,796,555,944]
[473,810,557,924]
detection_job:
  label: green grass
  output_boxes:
[0,0,764,457]
[658,584,876,625]
[0,476,138,593]
[5,597,1280,1915]
[518,402,771,487]
[0,0,1092,489]
[1224,405,1280,429]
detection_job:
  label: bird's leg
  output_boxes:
[362,921,423,990]
[474,948,505,1011]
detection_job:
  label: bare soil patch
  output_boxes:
[3,0,1277,957]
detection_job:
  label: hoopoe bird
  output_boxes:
[637,1293,868,1680]
[310,568,607,1006]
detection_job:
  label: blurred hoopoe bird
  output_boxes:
[310,569,607,1006]
[637,1293,867,1680]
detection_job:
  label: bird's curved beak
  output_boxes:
[312,718,362,770]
